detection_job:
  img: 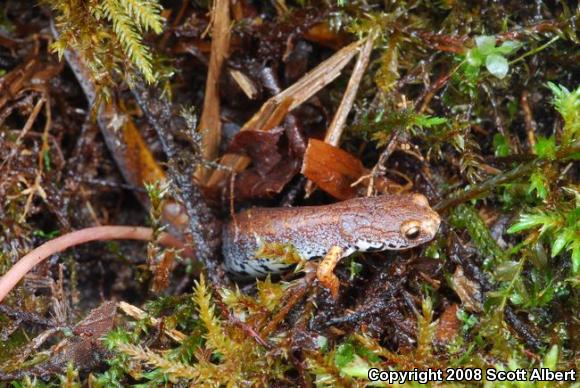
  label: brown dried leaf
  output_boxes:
[52,301,117,372]
[301,139,365,200]
[151,249,177,294]
[303,22,350,50]
[234,159,301,199]
[228,127,285,174]
[451,266,483,312]
[0,59,39,110]
[228,116,307,199]
[4,301,118,379]
[73,300,117,338]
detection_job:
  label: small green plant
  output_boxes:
[353,107,447,146]
[508,206,580,274]
[546,82,580,147]
[508,83,580,274]
[492,133,511,157]
[464,36,521,79]
[451,204,508,270]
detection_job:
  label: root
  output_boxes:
[0,226,184,302]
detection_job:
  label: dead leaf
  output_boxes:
[301,139,365,200]
[228,116,307,199]
[151,249,177,294]
[228,127,285,174]
[451,266,482,312]
[435,304,460,345]
[3,301,117,379]
[235,159,301,199]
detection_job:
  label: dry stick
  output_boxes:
[195,0,230,183]
[521,90,537,152]
[0,58,38,110]
[260,270,316,338]
[20,96,53,223]
[417,66,456,114]
[324,36,375,147]
[206,40,363,188]
[363,127,401,196]
[435,144,580,212]
[0,96,44,171]
[129,79,224,286]
[482,83,507,137]
[0,304,55,326]
[434,161,537,212]
[0,226,187,303]
[304,35,374,197]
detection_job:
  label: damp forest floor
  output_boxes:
[0,1,578,386]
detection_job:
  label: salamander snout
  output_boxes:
[420,213,441,238]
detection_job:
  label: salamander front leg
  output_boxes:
[316,246,343,299]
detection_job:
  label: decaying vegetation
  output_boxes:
[0,0,578,386]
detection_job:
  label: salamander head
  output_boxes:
[339,193,441,251]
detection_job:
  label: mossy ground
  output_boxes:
[0,1,578,386]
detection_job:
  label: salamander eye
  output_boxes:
[405,226,421,239]
[401,221,422,240]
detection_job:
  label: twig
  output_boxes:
[434,161,537,212]
[520,90,537,152]
[435,144,580,212]
[0,58,39,110]
[195,0,231,182]
[508,36,560,65]
[0,304,55,327]
[118,301,186,342]
[129,79,224,286]
[324,35,374,146]
[0,96,45,172]
[417,63,461,113]
[482,83,507,136]
[260,269,316,337]
[365,128,402,196]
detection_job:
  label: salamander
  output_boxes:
[222,193,441,278]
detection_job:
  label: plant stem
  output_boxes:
[509,36,560,65]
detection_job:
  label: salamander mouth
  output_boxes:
[352,239,410,252]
